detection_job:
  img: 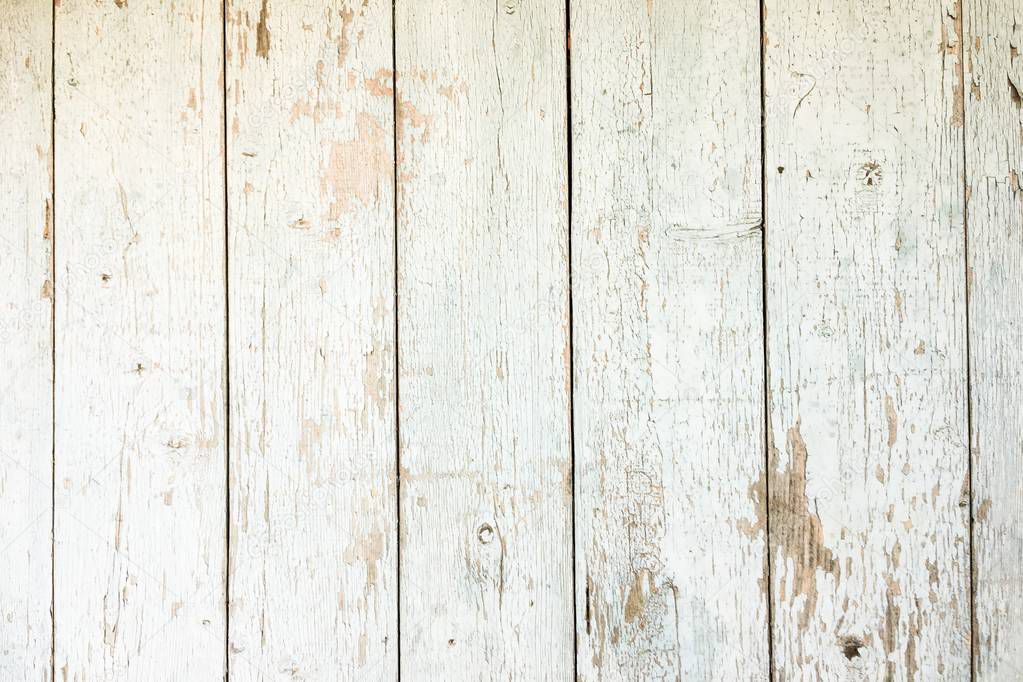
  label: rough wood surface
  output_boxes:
[10,2,1023,677]
[226,0,398,679]
[0,2,52,679]
[570,0,769,679]
[764,0,971,678]
[964,1,1023,678]
[53,1,226,678]
[394,0,574,677]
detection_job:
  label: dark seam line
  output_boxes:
[50,1,57,679]
[391,1,402,678]
[760,0,775,679]
[565,0,577,678]
[959,2,976,679]
[222,1,231,679]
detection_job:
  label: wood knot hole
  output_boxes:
[839,635,864,660]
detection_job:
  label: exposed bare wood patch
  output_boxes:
[256,0,271,59]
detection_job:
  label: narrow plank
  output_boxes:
[0,3,52,679]
[964,2,1023,678]
[764,0,970,678]
[395,0,573,677]
[53,2,226,678]
[571,2,768,679]
[226,1,398,678]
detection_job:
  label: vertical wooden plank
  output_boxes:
[964,2,1023,678]
[53,2,226,679]
[226,1,397,678]
[571,2,767,679]
[0,2,52,679]
[765,1,970,678]
[395,0,573,677]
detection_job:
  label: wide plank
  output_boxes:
[226,0,398,678]
[395,0,574,677]
[0,3,53,679]
[571,1,768,679]
[764,0,970,677]
[53,2,226,678]
[964,1,1023,678]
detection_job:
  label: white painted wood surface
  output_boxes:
[571,1,768,679]
[0,3,52,680]
[964,1,1023,679]
[4,1,1023,678]
[53,1,226,679]
[226,0,398,679]
[395,0,574,677]
[764,0,971,678]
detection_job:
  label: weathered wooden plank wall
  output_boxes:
[964,0,1023,678]
[2,0,1022,680]
[53,1,227,678]
[764,0,970,678]
[571,0,768,679]
[226,1,398,679]
[0,2,52,680]
[394,0,574,677]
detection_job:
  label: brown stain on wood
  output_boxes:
[256,0,271,59]
[397,98,433,145]
[43,199,52,240]
[320,112,389,219]
[343,528,385,590]
[737,477,767,540]
[976,498,992,521]
[584,574,608,670]
[623,568,652,624]
[882,585,900,659]
[337,7,355,64]
[364,68,394,98]
[884,394,898,447]
[769,420,839,630]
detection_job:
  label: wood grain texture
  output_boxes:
[571,1,768,680]
[53,1,226,679]
[0,2,52,680]
[226,1,398,679]
[964,1,1023,678]
[13,3,1023,676]
[395,0,573,677]
[764,0,970,678]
